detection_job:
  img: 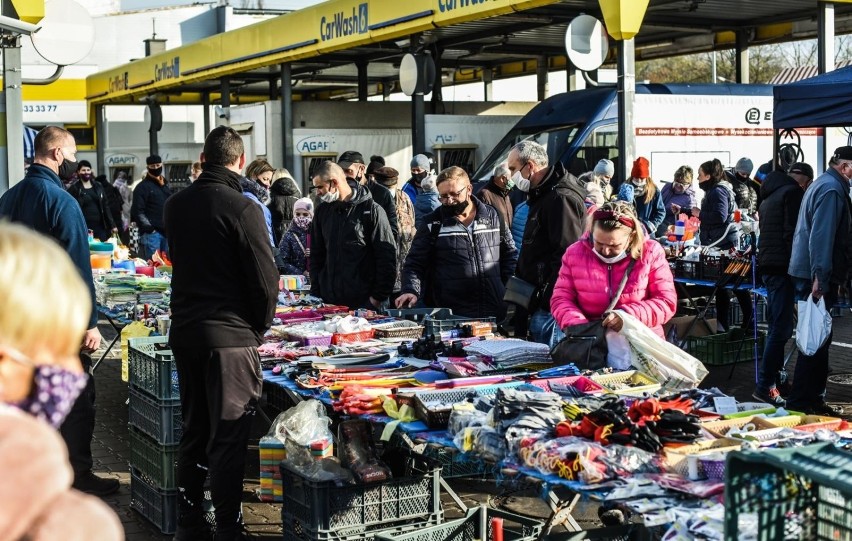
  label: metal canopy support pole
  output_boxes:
[412,92,425,156]
[3,36,23,189]
[431,50,444,114]
[735,30,750,84]
[219,77,230,127]
[280,63,294,170]
[483,67,494,102]
[95,104,105,176]
[616,38,636,184]
[567,62,585,92]
[148,102,159,158]
[818,1,835,171]
[356,60,368,102]
[382,80,392,101]
[536,55,549,101]
[202,92,211,136]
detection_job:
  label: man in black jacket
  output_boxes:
[67,160,116,241]
[164,126,279,541]
[131,154,171,259]
[310,160,396,309]
[507,140,587,347]
[397,166,517,319]
[754,168,808,406]
[338,150,399,242]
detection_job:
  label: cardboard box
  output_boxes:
[664,316,717,341]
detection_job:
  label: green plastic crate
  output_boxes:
[685,330,766,366]
[421,444,492,479]
[130,426,178,489]
[724,443,852,541]
[128,336,179,400]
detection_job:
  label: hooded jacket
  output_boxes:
[698,179,740,248]
[632,186,666,236]
[401,197,517,319]
[0,164,98,330]
[789,166,852,288]
[278,221,309,275]
[515,162,587,311]
[414,190,441,229]
[550,233,677,338]
[131,174,171,234]
[67,179,116,235]
[241,177,275,247]
[403,173,434,204]
[268,176,300,245]
[757,171,804,276]
[164,164,279,348]
[310,180,396,307]
[476,179,514,229]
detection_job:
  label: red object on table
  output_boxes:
[491,517,504,541]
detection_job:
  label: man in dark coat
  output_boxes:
[507,140,587,348]
[0,126,118,497]
[398,166,517,319]
[338,150,399,243]
[165,126,279,540]
[476,163,514,229]
[131,154,171,259]
[310,160,396,309]
[754,167,807,406]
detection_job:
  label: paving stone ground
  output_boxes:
[90,310,852,540]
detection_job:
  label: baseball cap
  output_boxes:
[789,162,814,180]
[337,150,365,169]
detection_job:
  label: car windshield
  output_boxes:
[474,124,581,180]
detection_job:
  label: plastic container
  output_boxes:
[112,259,136,272]
[128,336,179,400]
[128,387,182,444]
[373,320,425,340]
[699,415,778,438]
[421,443,491,479]
[525,376,606,395]
[280,448,441,539]
[90,253,111,270]
[136,265,155,277]
[423,313,497,337]
[763,415,844,432]
[331,329,375,345]
[89,241,114,253]
[130,468,214,535]
[408,382,525,429]
[129,427,178,489]
[686,330,766,366]
[590,371,661,396]
[665,438,743,478]
[374,506,543,541]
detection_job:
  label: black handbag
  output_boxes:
[503,276,539,310]
[550,259,636,370]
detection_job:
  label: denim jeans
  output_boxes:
[788,278,835,408]
[140,231,168,260]
[530,309,565,350]
[758,274,795,392]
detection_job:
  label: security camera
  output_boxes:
[0,15,40,36]
[214,105,230,120]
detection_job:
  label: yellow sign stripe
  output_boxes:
[9,0,43,24]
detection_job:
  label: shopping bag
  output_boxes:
[615,310,708,391]
[795,294,832,356]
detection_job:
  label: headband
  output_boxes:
[592,209,636,228]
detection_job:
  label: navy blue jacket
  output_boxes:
[131,175,171,234]
[402,197,517,319]
[699,180,740,248]
[0,164,97,329]
[633,187,666,236]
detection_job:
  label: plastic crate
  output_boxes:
[373,320,425,340]
[280,447,442,539]
[729,297,767,326]
[409,382,525,429]
[282,513,443,541]
[685,330,766,366]
[130,468,214,535]
[724,443,852,541]
[525,376,606,395]
[130,426,178,489]
[590,371,661,396]
[128,387,182,444]
[699,415,779,438]
[762,415,844,432]
[128,336,179,400]
[664,438,743,478]
[424,314,497,337]
[374,506,543,541]
[422,444,491,479]
[383,308,454,324]
[700,253,727,282]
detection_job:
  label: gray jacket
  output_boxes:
[788,166,852,288]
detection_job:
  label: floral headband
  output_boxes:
[592,209,635,228]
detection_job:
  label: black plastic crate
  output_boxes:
[128,336,179,400]
[129,426,178,490]
[374,506,542,541]
[280,448,442,539]
[128,386,182,444]
[700,253,727,282]
[421,444,491,479]
[130,468,214,535]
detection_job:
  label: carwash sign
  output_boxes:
[437,0,496,13]
[320,3,369,41]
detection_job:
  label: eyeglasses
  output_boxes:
[438,185,469,202]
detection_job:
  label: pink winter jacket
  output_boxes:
[550,234,677,337]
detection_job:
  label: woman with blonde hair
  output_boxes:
[550,201,676,337]
[626,157,666,236]
[242,158,276,246]
[0,222,122,540]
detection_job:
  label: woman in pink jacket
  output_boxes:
[550,201,677,338]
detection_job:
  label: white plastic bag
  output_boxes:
[615,310,708,391]
[605,329,632,370]
[796,295,832,356]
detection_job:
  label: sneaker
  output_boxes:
[810,402,843,416]
[752,387,786,407]
[72,471,120,497]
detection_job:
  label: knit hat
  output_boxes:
[594,159,615,178]
[789,162,814,180]
[76,160,92,171]
[146,155,162,165]
[617,182,635,202]
[293,197,314,216]
[735,157,754,176]
[411,154,430,170]
[631,157,649,179]
[372,166,400,187]
[366,155,385,177]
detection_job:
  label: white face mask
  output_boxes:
[512,171,531,193]
[593,248,629,265]
[320,189,339,204]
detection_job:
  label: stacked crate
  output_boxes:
[128,336,210,534]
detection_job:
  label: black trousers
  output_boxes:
[172,346,262,537]
[60,352,96,477]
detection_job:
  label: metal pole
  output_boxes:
[95,104,105,176]
[3,37,24,188]
[219,77,230,127]
[735,30,750,84]
[616,39,636,184]
[202,92,210,136]
[818,2,835,171]
[567,62,585,92]
[356,60,368,102]
[280,63,294,171]
[482,67,494,102]
[536,56,549,101]
[412,93,425,155]
[711,50,717,84]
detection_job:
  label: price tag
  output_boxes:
[713,396,738,415]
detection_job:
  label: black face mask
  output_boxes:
[58,158,77,180]
[148,167,163,177]
[443,199,469,217]
[413,171,428,183]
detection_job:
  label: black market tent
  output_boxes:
[774,64,852,128]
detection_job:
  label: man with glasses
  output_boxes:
[787,146,852,415]
[397,166,517,319]
[0,126,119,497]
[309,161,396,309]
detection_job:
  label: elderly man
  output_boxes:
[788,162,815,191]
[310,161,396,309]
[397,166,517,319]
[507,140,586,347]
[476,163,514,229]
[338,150,398,242]
[787,147,852,416]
